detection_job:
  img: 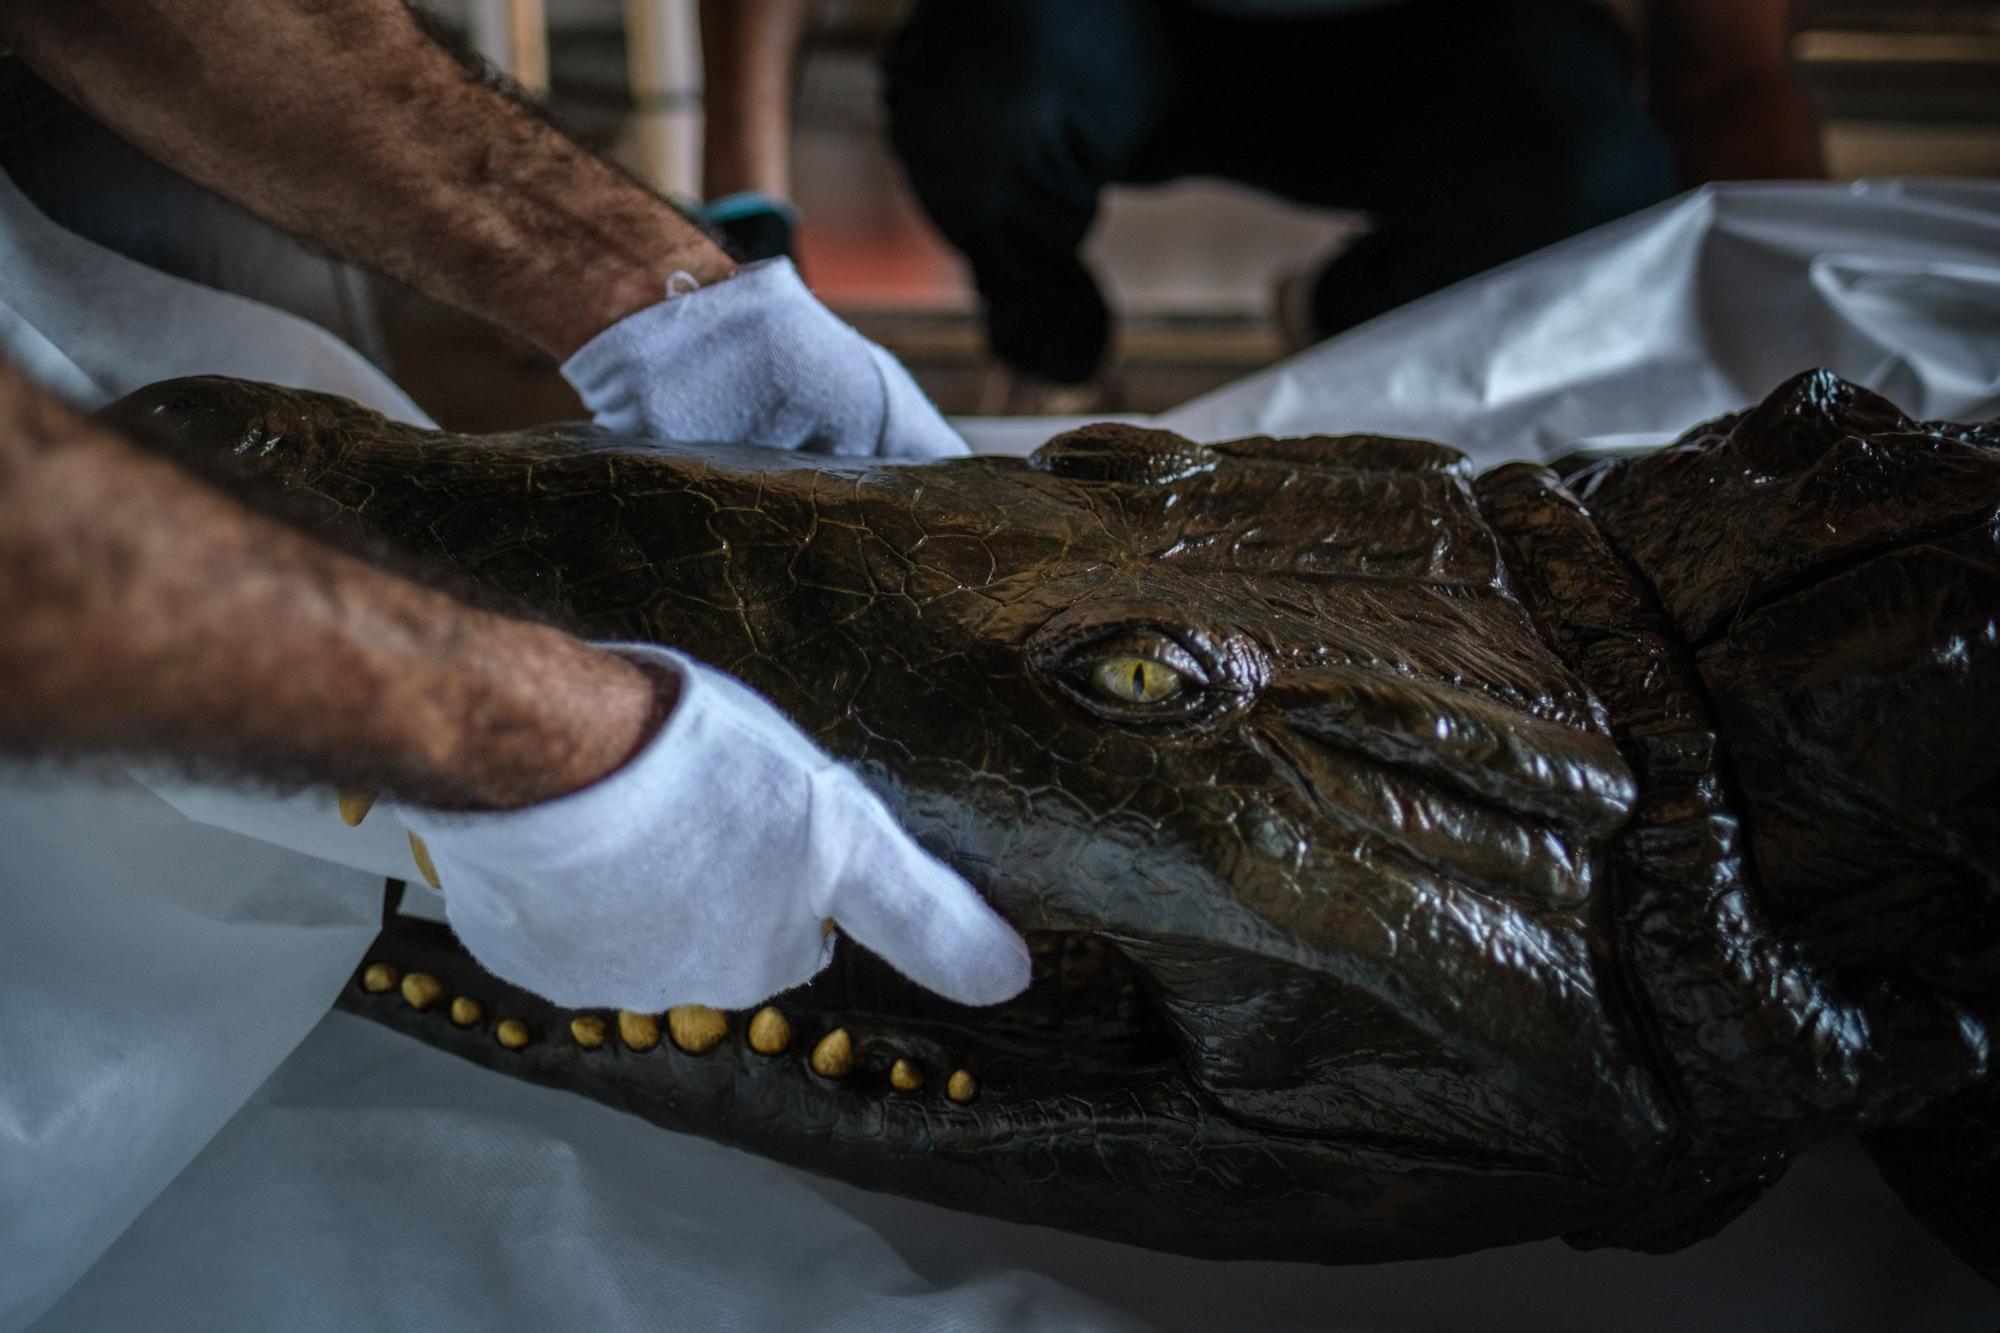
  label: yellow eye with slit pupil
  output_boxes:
[1091,655,1184,704]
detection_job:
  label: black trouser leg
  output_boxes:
[1137,0,1677,339]
[884,0,1180,384]
[1304,2,1679,335]
[884,0,1678,374]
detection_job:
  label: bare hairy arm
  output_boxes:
[0,0,736,359]
[1648,0,1825,182]
[0,363,663,810]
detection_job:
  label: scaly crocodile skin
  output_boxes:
[106,370,1998,1277]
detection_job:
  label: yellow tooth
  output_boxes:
[495,1019,530,1049]
[407,833,441,890]
[449,996,484,1028]
[360,962,398,993]
[337,789,378,827]
[400,971,443,1011]
[747,1006,791,1055]
[810,1028,854,1079]
[570,1015,607,1049]
[946,1069,977,1104]
[618,1010,661,1052]
[667,1004,728,1054]
[889,1058,923,1092]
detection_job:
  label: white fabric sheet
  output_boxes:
[0,170,424,422]
[28,1013,1997,1333]
[0,772,383,1332]
[0,169,433,1331]
[1153,179,2000,462]
[3,177,1999,1331]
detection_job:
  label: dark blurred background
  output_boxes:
[385,0,2000,429]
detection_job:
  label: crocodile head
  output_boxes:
[121,374,1977,1265]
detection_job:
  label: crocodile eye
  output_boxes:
[1064,632,1210,722]
[1029,615,1262,730]
[1091,655,1185,705]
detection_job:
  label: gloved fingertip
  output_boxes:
[863,341,970,460]
[943,924,1034,1007]
[824,863,1031,1007]
[895,894,1032,1007]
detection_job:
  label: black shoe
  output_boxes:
[699,192,799,265]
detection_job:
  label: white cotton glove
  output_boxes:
[560,258,969,459]
[398,644,1029,1013]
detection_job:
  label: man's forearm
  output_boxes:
[0,0,735,358]
[0,364,662,809]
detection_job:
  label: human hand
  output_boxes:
[560,258,969,459]
[398,644,1028,1012]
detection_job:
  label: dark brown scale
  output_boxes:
[108,370,1998,1282]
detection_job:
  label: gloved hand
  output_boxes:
[398,644,1029,1013]
[561,258,968,460]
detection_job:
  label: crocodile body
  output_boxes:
[108,370,1998,1278]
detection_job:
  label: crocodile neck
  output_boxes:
[1476,446,1994,1256]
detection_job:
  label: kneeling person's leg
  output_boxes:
[883,0,1178,385]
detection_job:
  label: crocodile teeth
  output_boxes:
[570,1015,608,1049]
[449,996,484,1028]
[946,1070,978,1104]
[667,1005,728,1054]
[811,1028,853,1078]
[399,971,443,1011]
[337,789,378,826]
[360,962,398,993]
[618,1010,661,1052]
[495,1019,530,1049]
[889,1058,923,1092]
[407,833,441,890]
[747,1007,791,1055]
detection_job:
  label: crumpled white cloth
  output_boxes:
[1154,179,2000,462]
[405,645,1029,1012]
[32,1011,1999,1333]
[0,770,385,1333]
[0,169,422,421]
[563,257,969,459]
[0,164,430,1332]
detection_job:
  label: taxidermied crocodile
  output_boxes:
[107,370,1998,1281]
